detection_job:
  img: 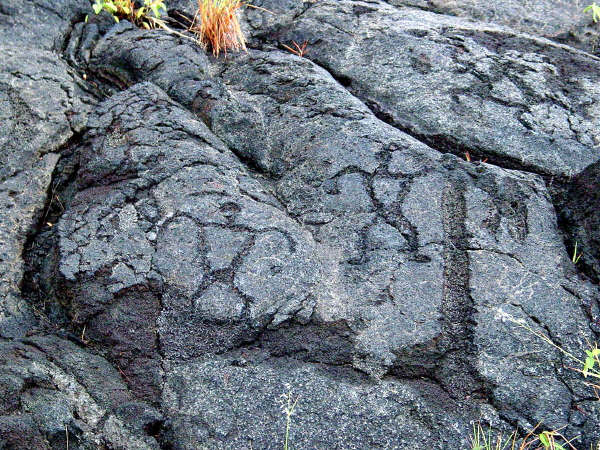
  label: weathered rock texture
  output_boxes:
[1,0,599,448]
[390,0,586,36]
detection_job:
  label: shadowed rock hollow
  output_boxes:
[1,0,600,448]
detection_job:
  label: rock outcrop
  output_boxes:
[1,0,599,448]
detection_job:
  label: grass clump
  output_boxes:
[470,422,577,450]
[92,0,167,28]
[192,0,246,56]
[90,0,255,57]
[470,422,516,450]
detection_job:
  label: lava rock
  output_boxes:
[2,0,599,447]
[272,0,600,177]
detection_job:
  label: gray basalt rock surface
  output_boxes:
[0,336,162,448]
[256,0,600,177]
[0,2,93,339]
[387,0,586,36]
[1,0,600,448]
[386,0,600,56]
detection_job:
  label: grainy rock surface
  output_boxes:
[259,0,600,177]
[0,1,93,339]
[387,0,600,56]
[1,0,600,448]
[389,0,586,36]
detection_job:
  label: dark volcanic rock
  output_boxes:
[0,1,93,338]
[57,82,321,402]
[386,0,600,56]
[0,0,88,51]
[162,352,480,449]
[561,160,600,283]
[388,0,587,37]
[0,336,161,448]
[1,0,600,448]
[265,0,600,177]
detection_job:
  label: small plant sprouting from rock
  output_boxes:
[585,3,600,23]
[503,311,600,387]
[282,41,308,58]
[191,0,247,56]
[583,342,600,379]
[92,0,167,28]
[280,384,299,450]
[572,241,582,264]
[536,428,574,450]
[470,422,576,450]
[470,422,516,450]
[89,0,259,56]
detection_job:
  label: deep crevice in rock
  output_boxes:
[551,178,600,286]
[20,136,83,335]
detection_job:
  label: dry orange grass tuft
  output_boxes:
[192,0,246,56]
